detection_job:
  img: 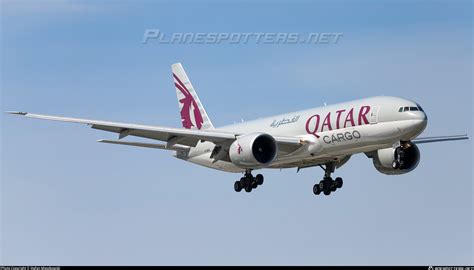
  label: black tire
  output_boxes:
[245,185,252,193]
[319,180,325,190]
[234,181,242,192]
[331,182,337,192]
[321,178,332,190]
[256,174,264,185]
[335,177,343,189]
[313,184,321,195]
[323,189,331,196]
[251,181,258,189]
[239,177,246,186]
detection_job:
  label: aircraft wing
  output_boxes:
[412,134,469,144]
[6,112,304,149]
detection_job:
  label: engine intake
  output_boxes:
[372,142,420,175]
[229,133,278,168]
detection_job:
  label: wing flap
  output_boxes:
[97,139,190,151]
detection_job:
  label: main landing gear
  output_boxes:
[234,170,264,193]
[313,163,343,196]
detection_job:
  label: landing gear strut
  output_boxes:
[313,163,343,196]
[234,170,264,193]
[394,146,407,169]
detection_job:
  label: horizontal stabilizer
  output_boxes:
[413,134,469,144]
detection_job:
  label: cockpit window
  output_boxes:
[399,106,424,112]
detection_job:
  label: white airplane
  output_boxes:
[8,63,469,196]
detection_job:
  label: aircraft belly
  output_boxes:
[186,152,243,173]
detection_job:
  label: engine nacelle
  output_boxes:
[372,142,420,175]
[229,132,278,168]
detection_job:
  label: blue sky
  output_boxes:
[1,0,472,265]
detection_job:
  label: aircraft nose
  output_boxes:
[413,111,427,121]
[411,111,428,133]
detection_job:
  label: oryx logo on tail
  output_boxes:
[172,63,214,130]
[173,73,204,129]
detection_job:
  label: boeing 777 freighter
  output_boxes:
[8,63,469,196]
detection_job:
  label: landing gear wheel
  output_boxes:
[256,174,264,185]
[239,177,246,186]
[234,181,242,192]
[320,178,332,190]
[335,177,343,189]
[244,185,252,193]
[331,182,337,192]
[251,181,258,189]
[323,189,331,196]
[313,184,321,195]
[319,180,325,190]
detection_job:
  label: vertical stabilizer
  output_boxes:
[172,63,214,130]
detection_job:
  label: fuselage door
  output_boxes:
[369,106,379,124]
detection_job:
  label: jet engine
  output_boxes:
[372,142,420,175]
[229,132,278,168]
